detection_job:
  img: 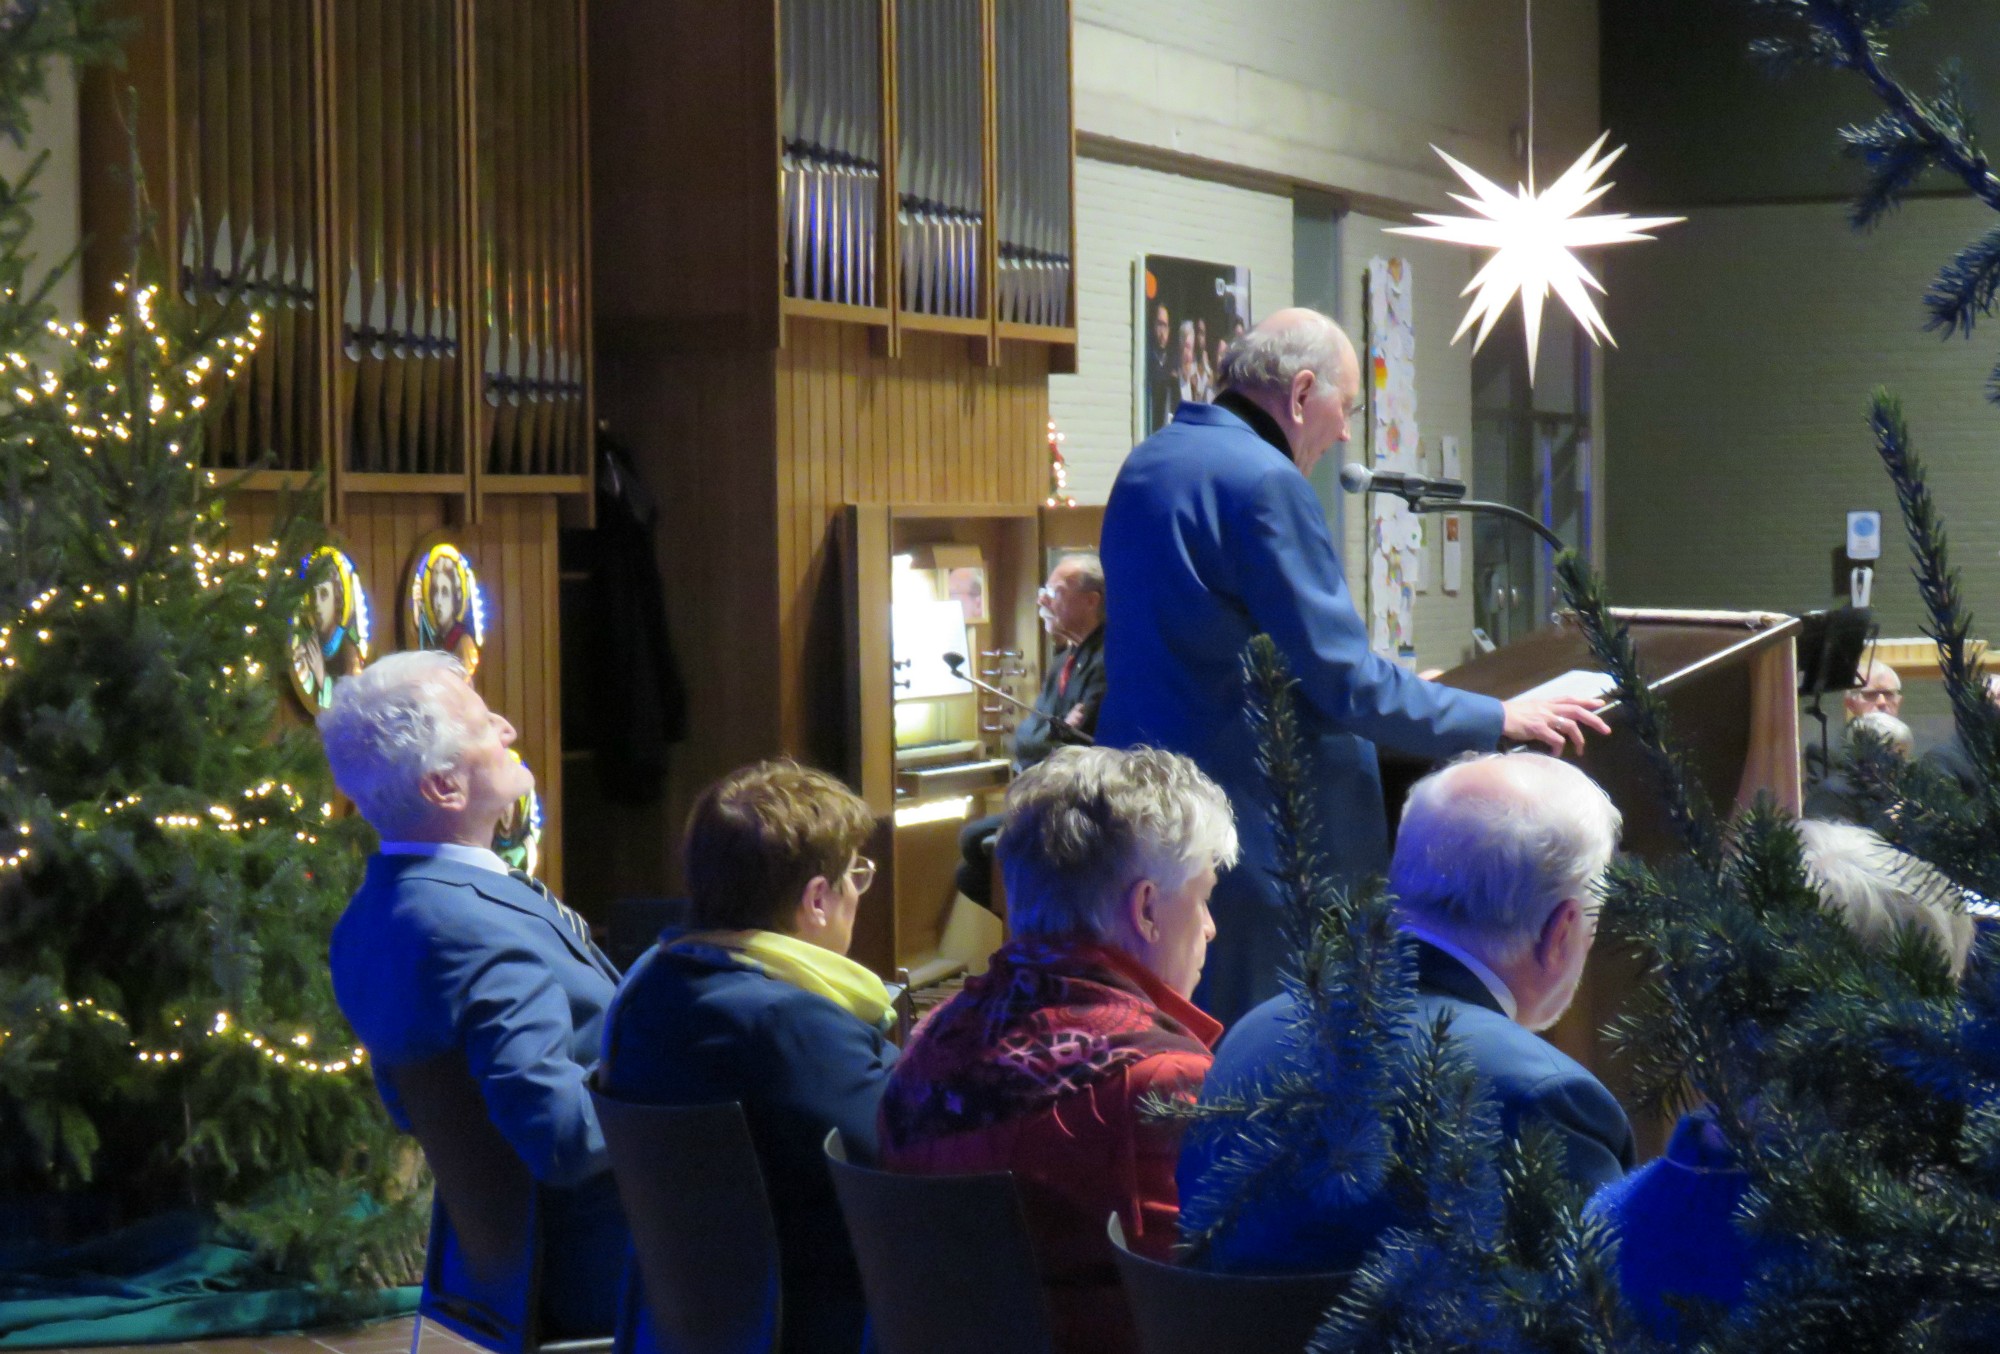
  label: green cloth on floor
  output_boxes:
[0,1211,418,1348]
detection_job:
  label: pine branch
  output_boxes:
[1555,550,1724,871]
[1867,392,2000,808]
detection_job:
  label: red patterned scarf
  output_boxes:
[880,936,1213,1150]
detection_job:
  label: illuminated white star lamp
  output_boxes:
[1389,133,1683,383]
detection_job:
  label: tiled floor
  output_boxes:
[33,1316,483,1354]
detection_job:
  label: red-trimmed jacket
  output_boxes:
[878,938,1222,1354]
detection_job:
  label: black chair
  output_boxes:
[388,1052,613,1354]
[1106,1214,1349,1354]
[822,1129,1054,1354]
[590,1090,782,1354]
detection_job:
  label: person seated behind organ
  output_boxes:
[881,746,1238,1354]
[1593,819,1973,1343]
[321,652,625,1338]
[954,551,1108,911]
[598,760,897,1354]
[1179,751,1633,1275]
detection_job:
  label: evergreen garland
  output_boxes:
[0,77,423,1302]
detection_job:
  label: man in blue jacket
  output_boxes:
[1097,307,1609,1023]
[323,652,624,1338]
[1180,752,1635,1274]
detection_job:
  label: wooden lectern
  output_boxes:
[1409,608,1803,1156]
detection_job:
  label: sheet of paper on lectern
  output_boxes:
[1513,669,1617,703]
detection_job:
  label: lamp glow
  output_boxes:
[1388,133,1683,384]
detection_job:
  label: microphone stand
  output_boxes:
[1387,489,1569,553]
[942,655,1096,747]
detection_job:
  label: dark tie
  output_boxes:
[509,868,593,952]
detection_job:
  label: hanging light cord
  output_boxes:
[1525,0,1537,189]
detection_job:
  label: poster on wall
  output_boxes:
[1366,256,1420,667]
[1133,254,1252,440]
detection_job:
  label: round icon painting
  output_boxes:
[405,540,486,675]
[493,750,544,878]
[288,546,371,712]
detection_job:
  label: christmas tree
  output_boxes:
[0,54,422,1306]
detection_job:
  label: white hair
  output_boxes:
[998,745,1239,941]
[1390,752,1624,962]
[1217,311,1348,399]
[1798,819,1973,979]
[1056,550,1104,596]
[1848,710,1914,758]
[317,651,475,836]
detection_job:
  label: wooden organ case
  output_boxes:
[80,0,593,892]
[584,1,1079,938]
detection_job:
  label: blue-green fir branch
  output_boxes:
[1554,551,1725,873]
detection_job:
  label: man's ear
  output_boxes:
[1124,877,1160,944]
[418,767,468,813]
[1289,368,1316,423]
[1534,897,1583,970]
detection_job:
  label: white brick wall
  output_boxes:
[1050,156,1294,504]
[1605,196,2000,639]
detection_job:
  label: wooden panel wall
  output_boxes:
[578,339,786,907]
[232,493,568,896]
[775,319,1050,764]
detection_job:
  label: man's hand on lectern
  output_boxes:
[1501,696,1612,756]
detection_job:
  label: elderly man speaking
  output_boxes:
[320,651,624,1338]
[1097,307,1609,1024]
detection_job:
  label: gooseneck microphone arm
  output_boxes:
[942,652,1096,746]
[1338,463,1568,552]
[1419,497,1567,552]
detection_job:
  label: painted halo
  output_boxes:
[287,545,371,712]
[404,540,487,676]
[492,750,544,878]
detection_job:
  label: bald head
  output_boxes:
[1216,307,1360,475]
[1391,752,1623,959]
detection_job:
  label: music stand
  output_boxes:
[1796,606,1876,778]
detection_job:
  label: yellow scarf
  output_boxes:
[670,928,895,1033]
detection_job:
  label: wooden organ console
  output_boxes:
[581,3,1081,930]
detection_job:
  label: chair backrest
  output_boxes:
[392,1050,537,1275]
[1105,1214,1349,1354]
[387,1052,540,1350]
[590,1090,781,1354]
[823,1129,1054,1354]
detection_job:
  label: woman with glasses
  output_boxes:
[598,759,895,1354]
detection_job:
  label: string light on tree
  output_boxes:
[1044,418,1074,508]
[1387,0,1681,384]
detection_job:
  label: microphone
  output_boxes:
[1339,462,1467,504]
[941,652,1095,744]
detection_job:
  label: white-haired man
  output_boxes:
[1097,306,1609,1024]
[1180,751,1632,1274]
[881,745,1238,1354]
[320,651,623,1338]
[956,550,1108,910]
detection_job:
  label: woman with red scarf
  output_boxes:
[878,746,1239,1354]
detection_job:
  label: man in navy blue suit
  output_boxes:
[322,651,624,1338]
[1097,307,1610,1024]
[1180,751,1634,1273]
